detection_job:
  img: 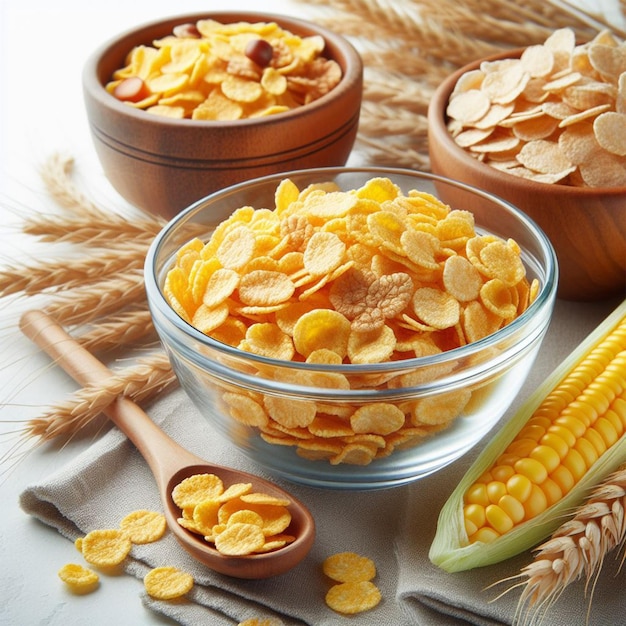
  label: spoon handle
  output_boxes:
[19,309,200,484]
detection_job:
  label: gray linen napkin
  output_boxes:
[20,298,626,625]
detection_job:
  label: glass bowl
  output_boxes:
[144,167,558,489]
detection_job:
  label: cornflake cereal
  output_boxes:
[163,176,537,465]
[323,552,381,614]
[119,509,167,544]
[73,510,167,571]
[106,19,342,120]
[144,566,194,600]
[80,528,132,568]
[446,28,626,187]
[173,473,296,555]
[57,563,100,594]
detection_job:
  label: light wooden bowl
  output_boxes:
[82,12,363,220]
[427,51,626,302]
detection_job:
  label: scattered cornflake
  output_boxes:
[57,563,100,594]
[119,510,167,544]
[144,566,194,600]
[322,551,377,582]
[322,551,381,614]
[80,528,132,568]
[325,581,382,614]
[446,27,626,187]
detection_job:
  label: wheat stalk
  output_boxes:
[39,153,106,215]
[0,250,146,298]
[498,465,626,626]
[77,308,156,353]
[43,271,146,327]
[23,352,176,441]
[22,213,161,246]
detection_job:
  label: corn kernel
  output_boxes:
[526,416,552,430]
[495,453,521,467]
[485,504,514,534]
[561,401,595,426]
[540,477,563,506]
[612,397,626,425]
[514,457,548,484]
[522,484,548,518]
[464,518,478,537]
[477,470,494,484]
[591,372,622,398]
[562,448,587,481]
[545,388,575,406]
[491,464,515,483]
[469,527,500,544]
[604,408,624,437]
[465,483,489,506]
[550,465,575,495]
[506,473,532,503]
[463,503,486,529]
[595,417,619,447]
[546,424,576,447]
[583,428,607,456]
[539,432,569,459]
[554,415,586,438]
[529,444,561,473]
[507,438,537,457]
[486,481,507,504]
[498,494,525,524]
[574,437,599,468]
[517,424,546,441]
[581,384,613,415]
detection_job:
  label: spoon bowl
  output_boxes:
[19,309,315,579]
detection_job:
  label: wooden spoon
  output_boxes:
[20,310,315,579]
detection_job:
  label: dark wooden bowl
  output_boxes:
[428,50,626,302]
[82,12,363,219]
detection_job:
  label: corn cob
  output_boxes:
[429,299,626,572]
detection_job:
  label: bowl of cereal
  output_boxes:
[82,13,362,219]
[144,167,557,489]
[428,28,626,301]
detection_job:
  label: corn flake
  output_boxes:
[119,510,167,544]
[325,581,382,615]
[58,563,100,593]
[80,528,132,568]
[323,551,377,582]
[144,566,194,600]
[172,473,224,509]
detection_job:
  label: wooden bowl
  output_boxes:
[427,50,626,302]
[82,12,363,220]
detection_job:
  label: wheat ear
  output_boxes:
[0,250,146,298]
[506,464,626,626]
[23,352,176,441]
[43,271,147,327]
[77,308,157,354]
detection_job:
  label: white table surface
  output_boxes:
[0,2,624,626]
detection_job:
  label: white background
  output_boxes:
[0,1,623,625]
